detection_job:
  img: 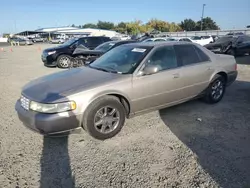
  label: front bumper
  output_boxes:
[41,53,57,67]
[15,100,81,135]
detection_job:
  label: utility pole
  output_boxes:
[200,4,206,31]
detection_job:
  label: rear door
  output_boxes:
[173,44,214,98]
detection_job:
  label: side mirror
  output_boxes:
[138,65,160,76]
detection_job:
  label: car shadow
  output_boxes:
[38,92,78,188]
[159,80,250,188]
[235,55,250,65]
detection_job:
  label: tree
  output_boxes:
[82,23,97,29]
[169,22,182,32]
[180,19,196,31]
[97,21,114,30]
[71,24,76,27]
[147,19,170,32]
[195,17,220,30]
[114,22,127,33]
[247,25,250,28]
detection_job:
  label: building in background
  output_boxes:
[35,26,120,38]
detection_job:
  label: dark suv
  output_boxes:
[42,36,111,68]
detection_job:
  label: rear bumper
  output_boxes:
[15,100,81,135]
[227,71,238,86]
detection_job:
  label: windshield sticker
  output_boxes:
[132,48,146,52]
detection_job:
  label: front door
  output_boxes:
[131,46,184,114]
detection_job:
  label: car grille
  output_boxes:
[20,95,30,110]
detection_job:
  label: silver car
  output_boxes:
[15,42,238,140]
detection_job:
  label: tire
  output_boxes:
[57,55,71,68]
[203,75,226,104]
[82,96,126,140]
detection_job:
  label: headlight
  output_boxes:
[48,51,56,55]
[29,101,76,113]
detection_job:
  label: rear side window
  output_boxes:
[102,37,111,42]
[88,38,102,46]
[184,38,192,42]
[174,45,200,66]
[194,46,211,62]
[155,39,165,42]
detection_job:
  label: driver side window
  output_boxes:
[146,46,178,71]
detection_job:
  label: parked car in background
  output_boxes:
[50,38,66,44]
[42,36,111,68]
[10,38,33,45]
[204,35,250,56]
[70,40,137,67]
[190,36,213,46]
[33,38,46,43]
[167,37,192,42]
[142,37,168,42]
[16,42,237,140]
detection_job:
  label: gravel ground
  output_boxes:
[0,44,250,188]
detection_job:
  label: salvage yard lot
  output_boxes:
[0,44,250,188]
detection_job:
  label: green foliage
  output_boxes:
[180,19,196,31]
[196,17,220,30]
[97,21,115,30]
[71,17,219,34]
[180,17,220,31]
[82,23,97,29]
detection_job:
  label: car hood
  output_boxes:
[73,47,104,56]
[204,42,223,49]
[22,67,128,103]
[44,45,66,52]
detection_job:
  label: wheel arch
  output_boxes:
[84,91,132,119]
[210,71,228,84]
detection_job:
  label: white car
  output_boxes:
[142,37,168,42]
[190,36,214,46]
[167,37,192,42]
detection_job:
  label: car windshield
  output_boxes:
[94,42,116,52]
[60,38,78,46]
[191,36,202,40]
[143,39,153,42]
[167,38,177,41]
[214,36,233,43]
[88,45,152,74]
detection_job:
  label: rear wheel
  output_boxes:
[204,75,226,104]
[57,55,71,68]
[83,96,126,140]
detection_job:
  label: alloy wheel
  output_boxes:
[94,106,120,134]
[59,56,70,68]
[211,80,224,100]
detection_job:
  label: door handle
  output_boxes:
[173,73,180,78]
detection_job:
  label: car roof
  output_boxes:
[123,41,194,47]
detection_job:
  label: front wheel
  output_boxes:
[203,75,226,104]
[57,55,71,68]
[83,96,126,140]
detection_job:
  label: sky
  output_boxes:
[0,0,249,33]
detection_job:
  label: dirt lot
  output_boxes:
[0,44,250,188]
